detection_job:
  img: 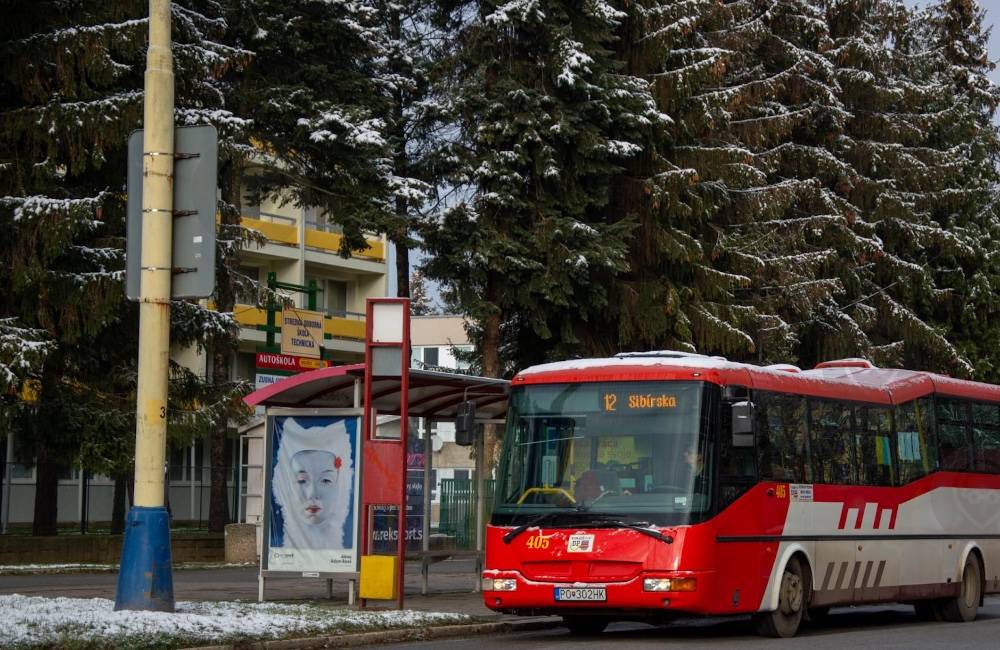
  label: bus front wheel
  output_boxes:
[562,616,608,635]
[753,556,805,638]
[940,555,982,623]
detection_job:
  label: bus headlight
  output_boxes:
[643,577,696,592]
[483,578,517,591]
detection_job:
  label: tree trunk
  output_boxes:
[395,232,409,298]
[111,473,128,534]
[481,277,503,467]
[32,444,59,536]
[207,160,243,533]
[208,348,231,533]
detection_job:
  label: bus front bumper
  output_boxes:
[481,570,716,615]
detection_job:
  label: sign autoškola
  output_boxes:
[256,353,332,373]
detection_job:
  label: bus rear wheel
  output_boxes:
[940,555,982,623]
[561,615,609,635]
[753,556,805,638]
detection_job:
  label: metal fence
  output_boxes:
[0,462,239,533]
[438,478,495,549]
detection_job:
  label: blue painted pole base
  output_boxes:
[114,506,175,612]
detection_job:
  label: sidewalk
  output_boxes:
[0,559,486,605]
[0,561,562,648]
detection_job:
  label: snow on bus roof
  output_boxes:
[520,354,742,375]
[515,352,1000,405]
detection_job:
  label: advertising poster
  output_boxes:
[265,415,360,572]
[371,425,425,553]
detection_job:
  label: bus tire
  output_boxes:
[940,554,982,623]
[753,555,805,638]
[562,616,608,635]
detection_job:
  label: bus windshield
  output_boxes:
[493,381,711,526]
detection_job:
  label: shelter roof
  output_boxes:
[244,364,510,420]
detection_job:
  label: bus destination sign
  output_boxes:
[602,392,678,412]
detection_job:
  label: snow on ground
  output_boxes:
[2,594,471,649]
[0,563,115,574]
[0,561,256,575]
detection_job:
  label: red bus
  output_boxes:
[481,352,1000,637]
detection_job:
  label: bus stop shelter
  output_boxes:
[244,357,509,607]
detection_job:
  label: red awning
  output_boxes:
[244,364,510,420]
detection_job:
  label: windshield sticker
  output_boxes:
[567,534,594,553]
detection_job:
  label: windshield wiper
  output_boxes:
[575,514,673,544]
[502,512,563,544]
[503,513,672,545]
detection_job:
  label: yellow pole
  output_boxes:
[115,0,176,611]
[134,0,174,507]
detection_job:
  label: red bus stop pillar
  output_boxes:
[359,298,410,609]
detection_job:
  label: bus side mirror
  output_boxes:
[455,400,476,446]
[732,400,754,447]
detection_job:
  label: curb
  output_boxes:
[185,618,561,650]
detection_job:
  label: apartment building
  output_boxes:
[1,197,389,528]
[409,316,476,521]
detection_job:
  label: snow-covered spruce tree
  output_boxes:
[373,0,441,297]
[220,0,393,254]
[576,0,845,363]
[612,0,998,375]
[0,1,250,534]
[714,0,863,366]
[424,0,663,375]
[920,0,1000,381]
[212,0,397,531]
[791,0,989,376]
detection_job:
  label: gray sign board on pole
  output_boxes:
[126,124,218,300]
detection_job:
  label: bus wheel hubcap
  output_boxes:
[780,573,802,615]
[964,568,977,608]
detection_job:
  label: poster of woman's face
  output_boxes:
[266,415,360,573]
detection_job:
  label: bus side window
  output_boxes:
[756,392,809,482]
[896,398,938,483]
[856,407,894,486]
[937,398,972,471]
[972,402,1000,473]
[810,399,853,485]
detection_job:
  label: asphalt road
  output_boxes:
[384,599,1000,649]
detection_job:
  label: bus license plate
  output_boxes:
[554,587,606,601]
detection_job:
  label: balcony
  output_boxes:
[238,212,385,262]
[233,305,366,341]
[240,214,297,246]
